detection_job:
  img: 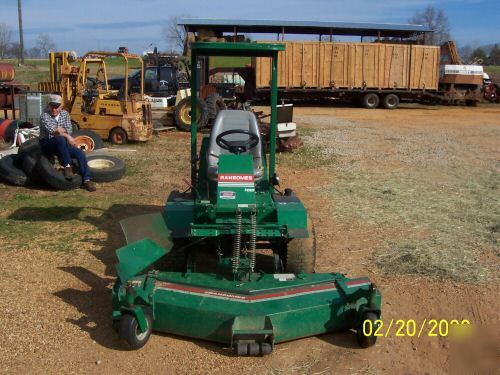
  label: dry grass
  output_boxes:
[294,119,499,282]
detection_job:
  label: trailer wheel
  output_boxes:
[357,312,379,348]
[285,218,316,274]
[120,312,152,350]
[174,96,209,132]
[382,94,399,109]
[109,127,128,145]
[362,93,380,109]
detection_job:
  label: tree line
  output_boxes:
[0,22,55,59]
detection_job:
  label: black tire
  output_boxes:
[285,218,316,273]
[205,93,227,121]
[18,138,42,159]
[22,154,43,182]
[382,94,399,109]
[0,154,29,186]
[72,129,105,150]
[109,127,128,145]
[35,155,82,190]
[120,311,152,350]
[174,96,209,131]
[86,155,126,183]
[465,100,478,107]
[357,312,379,348]
[362,93,380,109]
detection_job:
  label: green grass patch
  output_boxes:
[210,56,251,68]
[276,128,336,169]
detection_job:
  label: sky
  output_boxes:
[1,0,498,55]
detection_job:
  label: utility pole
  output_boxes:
[17,0,24,64]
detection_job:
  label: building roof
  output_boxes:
[179,19,432,38]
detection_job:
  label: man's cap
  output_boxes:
[48,94,62,105]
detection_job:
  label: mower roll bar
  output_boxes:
[189,42,285,186]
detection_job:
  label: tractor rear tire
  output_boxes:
[382,94,399,109]
[285,219,316,274]
[120,311,152,350]
[362,93,380,109]
[174,96,209,132]
[205,93,226,122]
[356,312,379,348]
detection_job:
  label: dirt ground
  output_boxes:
[0,104,499,374]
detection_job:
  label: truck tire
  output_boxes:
[72,129,105,150]
[205,93,227,122]
[362,93,380,109]
[86,155,126,182]
[35,155,83,190]
[285,219,316,274]
[175,96,208,132]
[0,154,30,186]
[382,94,399,109]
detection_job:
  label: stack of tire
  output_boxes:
[0,129,126,190]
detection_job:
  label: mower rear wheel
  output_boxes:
[357,312,379,348]
[285,219,316,274]
[120,312,152,350]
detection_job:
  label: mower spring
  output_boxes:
[232,210,242,273]
[249,210,257,272]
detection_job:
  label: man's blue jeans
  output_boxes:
[40,136,91,181]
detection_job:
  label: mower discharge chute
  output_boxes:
[112,42,381,355]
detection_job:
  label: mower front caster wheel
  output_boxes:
[120,312,152,349]
[356,312,379,348]
[235,342,273,356]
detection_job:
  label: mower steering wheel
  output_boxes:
[216,129,259,154]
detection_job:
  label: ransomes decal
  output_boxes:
[218,174,255,187]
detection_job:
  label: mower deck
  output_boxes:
[112,269,380,354]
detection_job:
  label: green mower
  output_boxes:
[112,42,381,355]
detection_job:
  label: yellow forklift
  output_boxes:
[39,51,153,144]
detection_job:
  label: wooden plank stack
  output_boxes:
[254,41,440,90]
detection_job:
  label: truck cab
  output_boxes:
[108,66,188,97]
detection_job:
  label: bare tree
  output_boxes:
[0,22,13,59]
[409,6,451,45]
[35,33,56,57]
[162,16,188,53]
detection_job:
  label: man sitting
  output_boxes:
[39,94,96,192]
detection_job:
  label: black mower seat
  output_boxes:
[207,110,263,181]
